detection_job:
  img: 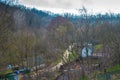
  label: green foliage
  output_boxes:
[69,50,78,61]
[107,64,120,72]
[94,44,103,50]
[69,52,74,61]
[96,64,120,80]
[0,69,12,75]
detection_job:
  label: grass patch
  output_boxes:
[97,64,120,80]
[0,69,12,75]
[107,64,120,72]
[69,50,78,61]
[94,44,103,50]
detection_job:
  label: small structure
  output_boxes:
[81,43,93,58]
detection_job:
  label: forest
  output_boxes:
[0,1,120,80]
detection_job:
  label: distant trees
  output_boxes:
[0,0,18,5]
[13,28,36,66]
[74,7,119,80]
[0,4,14,69]
[95,23,120,66]
[46,16,76,63]
[0,2,120,80]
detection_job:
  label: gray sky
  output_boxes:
[19,0,120,14]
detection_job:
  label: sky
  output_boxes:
[19,0,120,15]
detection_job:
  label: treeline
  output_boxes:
[0,1,120,72]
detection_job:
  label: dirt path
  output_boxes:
[51,45,74,71]
[31,44,74,78]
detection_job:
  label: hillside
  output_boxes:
[1,1,120,29]
[0,1,120,80]
[0,2,52,29]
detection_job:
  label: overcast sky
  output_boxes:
[19,0,120,14]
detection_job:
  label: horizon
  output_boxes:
[19,0,120,15]
[0,0,120,15]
